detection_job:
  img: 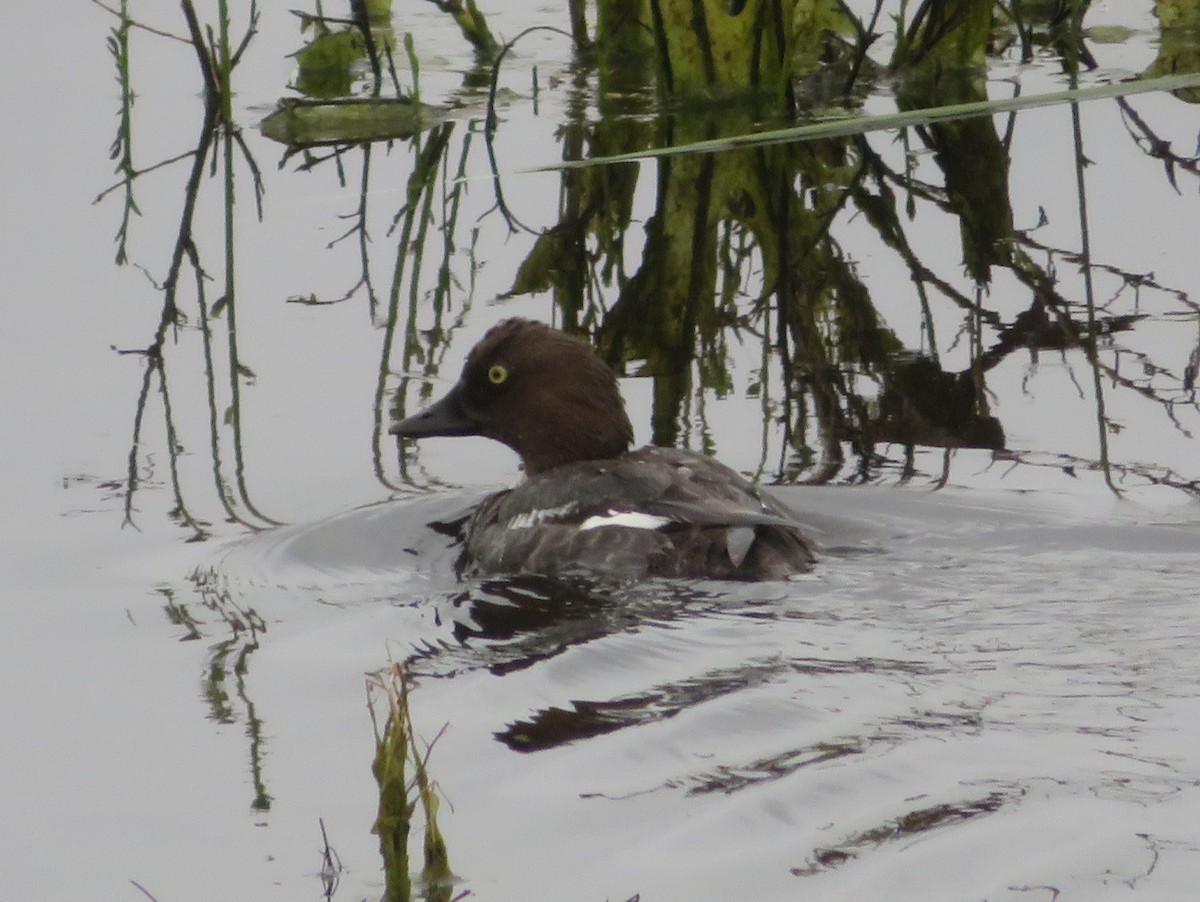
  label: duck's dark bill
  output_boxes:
[390,385,481,438]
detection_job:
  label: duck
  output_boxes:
[390,318,817,580]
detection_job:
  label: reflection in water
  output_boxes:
[412,574,719,678]
[105,1,277,540]
[790,790,1011,877]
[496,651,937,753]
[182,573,272,811]
[100,1,1200,542]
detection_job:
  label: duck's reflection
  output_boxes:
[407,573,717,679]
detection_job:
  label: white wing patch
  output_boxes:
[579,510,672,531]
[505,502,578,530]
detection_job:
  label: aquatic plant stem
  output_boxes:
[837,0,884,96]
[107,0,138,265]
[485,26,574,135]
[1071,106,1118,497]
[215,0,280,526]
[351,0,383,95]
[1066,2,1119,498]
[122,10,220,535]
[91,0,190,42]
[519,72,1200,174]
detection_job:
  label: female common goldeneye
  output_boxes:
[391,318,816,580]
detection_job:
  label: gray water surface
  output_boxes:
[5,2,1200,900]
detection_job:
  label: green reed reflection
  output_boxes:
[99,0,278,538]
[97,0,277,811]
[98,0,1200,531]
[165,573,273,813]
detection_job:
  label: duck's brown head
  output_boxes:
[391,318,634,475]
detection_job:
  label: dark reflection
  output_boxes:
[496,653,938,753]
[169,574,273,812]
[791,790,1011,877]
[686,740,865,795]
[448,575,628,642]
[683,707,982,797]
[407,574,718,679]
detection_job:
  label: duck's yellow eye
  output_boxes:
[487,364,508,385]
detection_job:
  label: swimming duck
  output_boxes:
[391,318,816,580]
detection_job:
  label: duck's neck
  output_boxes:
[515,408,632,476]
